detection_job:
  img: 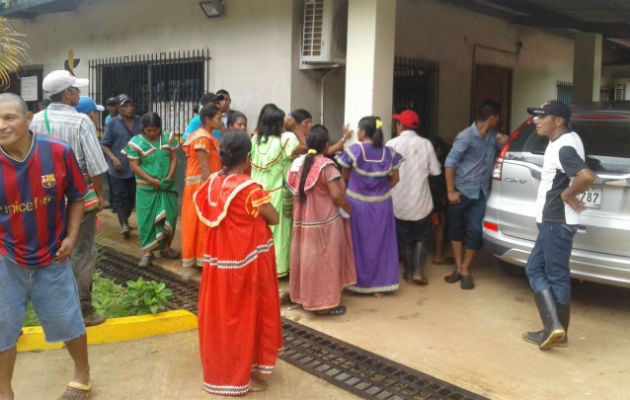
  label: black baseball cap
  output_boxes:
[527,101,571,121]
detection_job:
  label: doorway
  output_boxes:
[471,65,511,134]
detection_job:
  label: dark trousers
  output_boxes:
[109,175,136,227]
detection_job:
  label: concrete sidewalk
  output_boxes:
[11,210,630,399]
[13,210,355,399]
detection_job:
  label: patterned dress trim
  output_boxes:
[286,156,337,196]
[194,173,270,228]
[203,238,275,270]
[346,188,393,202]
[250,136,289,173]
[335,144,402,177]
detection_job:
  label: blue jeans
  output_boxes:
[525,223,576,304]
[0,256,85,351]
[446,192,486,250]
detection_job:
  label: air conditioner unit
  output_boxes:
[613,79,630,101]
[301,0,348,67]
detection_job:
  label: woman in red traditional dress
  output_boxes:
[194,130,283,396]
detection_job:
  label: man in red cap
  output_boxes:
[387,110,441,285]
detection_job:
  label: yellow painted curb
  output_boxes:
[17,309,198,352]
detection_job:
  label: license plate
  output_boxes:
[578,188,602,209]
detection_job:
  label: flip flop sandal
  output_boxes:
[315,305,347,316]
[58,380,92,400]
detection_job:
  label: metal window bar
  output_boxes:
[4,64,44,112]
[393,57,439,138]
[88,49,211,136]
[556,80,573,105]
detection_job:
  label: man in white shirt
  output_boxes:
[387,110,441,285]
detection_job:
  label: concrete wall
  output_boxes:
[13,0,296,126]
[12,0,578,139]
[395,0,574,138]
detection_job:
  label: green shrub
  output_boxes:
[92,270,129,318]
[124,277,173,315]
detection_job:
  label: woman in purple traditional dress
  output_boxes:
[335,116,403,296]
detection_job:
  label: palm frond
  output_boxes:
[0,16,29,88]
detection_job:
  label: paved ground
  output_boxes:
[11,210,630,399]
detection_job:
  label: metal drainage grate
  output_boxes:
[281,320,488,400]
[98,246,488,400]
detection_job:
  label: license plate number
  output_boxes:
[578,188,602,209]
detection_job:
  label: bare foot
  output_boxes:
[249,376,267,392]
[373,292,385,298]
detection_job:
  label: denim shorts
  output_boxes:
[0,256,86,351]
[446,192,486,250]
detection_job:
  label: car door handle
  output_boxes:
[529,168,541,180]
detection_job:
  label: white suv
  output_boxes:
[483,106,630,288]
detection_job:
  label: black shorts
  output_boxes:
[395,215,432,246]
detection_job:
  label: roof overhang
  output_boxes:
[0,0,78,19]
[439,0,630,65]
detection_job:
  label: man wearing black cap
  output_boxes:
[183,92,224,141]
[387,110,441,285]
[104,96,118,126]
[522,100,594,350]
[100,94,141,238]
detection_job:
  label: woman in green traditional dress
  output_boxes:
[250,104,306,277]
[123,112,180,267]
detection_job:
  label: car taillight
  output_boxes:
[493,142,510,181]
[493,118,532,181]
[484,221,499,232]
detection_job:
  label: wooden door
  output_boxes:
[471,65,512,134]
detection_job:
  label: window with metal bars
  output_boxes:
[556,80,573,104]
[393,57,439,138]
[88,49,211,133]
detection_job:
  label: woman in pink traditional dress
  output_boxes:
[287,125,356,316]
[194,130,283,396]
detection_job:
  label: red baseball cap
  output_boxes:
[392,110,420,129]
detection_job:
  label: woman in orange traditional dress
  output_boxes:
[181,104,222,268]
[194,130,283,396]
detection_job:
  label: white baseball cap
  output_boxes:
[42,70,89,95]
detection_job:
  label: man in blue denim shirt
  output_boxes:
[443,100,508,289]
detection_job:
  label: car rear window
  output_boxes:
[507,115,630,173]
[573,118,630,173]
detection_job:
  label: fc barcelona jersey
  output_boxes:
[0,133,87,266]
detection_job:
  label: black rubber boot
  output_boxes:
[412,242,429,285]
[400,246,414,283]
[523,289,565,350]
[522,302,570,347]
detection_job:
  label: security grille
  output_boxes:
[5,64,44,112]
[556,80,573,105]
[88,49,211,133]
[393,57,439,138]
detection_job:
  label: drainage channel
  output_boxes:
[98,246,489,400]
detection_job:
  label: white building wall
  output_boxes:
[395,0,574,138]
[13,0,296,126]
[11,0,578,139]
